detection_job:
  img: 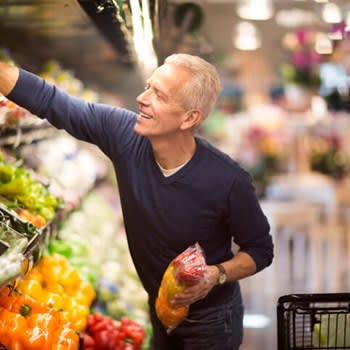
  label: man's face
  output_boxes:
[135,63,191,138]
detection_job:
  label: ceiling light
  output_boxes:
[276,8,318,28]
[129,0,158,78]
[322,3,342,23]
[237,0,274,21]
[315,32,333,54]
[233,21,261,51]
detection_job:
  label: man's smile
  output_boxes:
[139,111,153,119]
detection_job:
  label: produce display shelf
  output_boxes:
[0,125,58,147]
[0,203,53,287]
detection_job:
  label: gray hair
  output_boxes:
[164,53,221,120]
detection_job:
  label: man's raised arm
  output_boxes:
[0,61,20,96]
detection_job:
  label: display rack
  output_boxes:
[0,202,49,284]
[77,0,134,66]
[0,125,58,147]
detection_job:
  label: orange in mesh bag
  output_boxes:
[155,242,207,333]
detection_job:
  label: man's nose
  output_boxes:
[136,90,149,105]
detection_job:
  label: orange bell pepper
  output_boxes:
[9,340,24,350]
[0,285,49,315]
[0,307,27,348]
[51,326,79,350]
[24,312,59,350]
[23,325,46,350]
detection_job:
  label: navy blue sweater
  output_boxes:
[8,69,273,310]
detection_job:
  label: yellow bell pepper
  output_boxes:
[0,286,79,350]
[16,254,95,332]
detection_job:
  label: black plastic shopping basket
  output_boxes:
[277,293,350,350]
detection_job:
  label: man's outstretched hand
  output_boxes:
[0,61,20,96]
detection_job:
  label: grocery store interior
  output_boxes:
[1,0,350,349]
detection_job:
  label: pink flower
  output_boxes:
[247,126,267,141]
[309,51,322,66]
[295,30,308,46]
[293,51,311,68]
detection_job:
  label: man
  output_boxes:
[0,54,273,350]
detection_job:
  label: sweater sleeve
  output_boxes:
[7,69,137,158]
[227,171,274,273]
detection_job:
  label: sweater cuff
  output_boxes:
[7,69,46,119]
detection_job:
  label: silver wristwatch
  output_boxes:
[215,263,227,285]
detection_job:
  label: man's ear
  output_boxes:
[181,109,202,130]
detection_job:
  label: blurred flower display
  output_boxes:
[238,124,288,197]
[281,29,321,88]
[310,134,348,179]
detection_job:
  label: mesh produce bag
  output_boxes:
[155,242,207,333]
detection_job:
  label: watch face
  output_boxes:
[219,273,226,284]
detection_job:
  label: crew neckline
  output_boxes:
[151,136,203,183]
[156,158,191,177]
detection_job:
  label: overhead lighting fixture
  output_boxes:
[237,0,274,21]
[276,8,318,28]
[129,0,158,78]
[233,21,261,51]
[322,3,342,23]
[314,0,328,3]
[315,32,333,54]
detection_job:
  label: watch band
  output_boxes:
[215,263,227,285]
[215,263,225,275]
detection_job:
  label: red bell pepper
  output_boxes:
[85,313,146,350]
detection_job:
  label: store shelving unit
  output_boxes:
[77,0,135,66]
